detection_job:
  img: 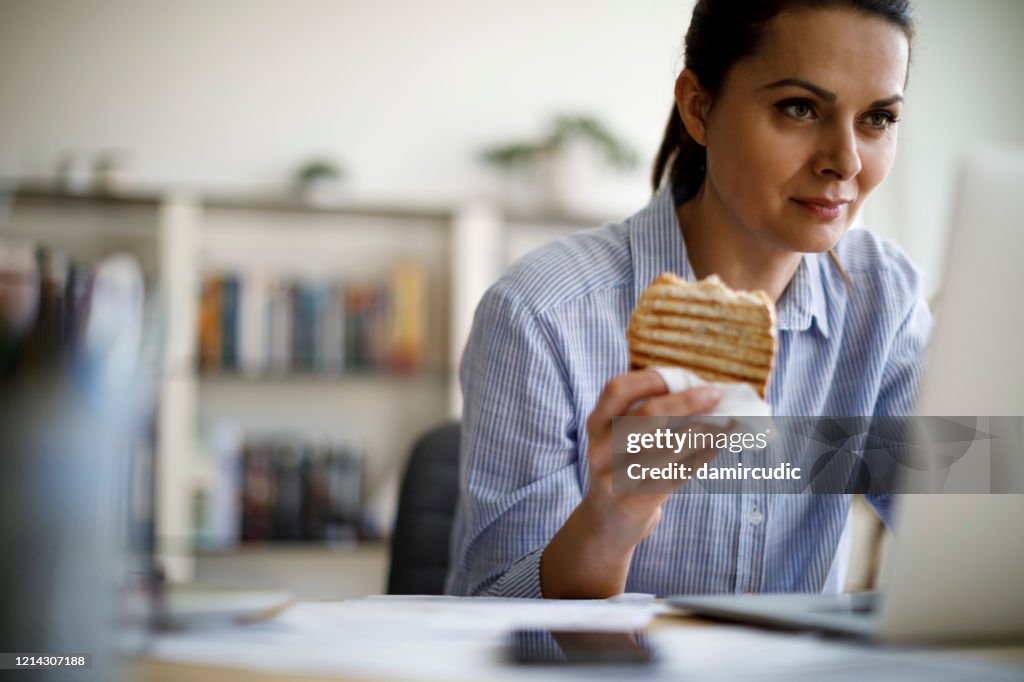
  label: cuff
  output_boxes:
[484,545,547,598]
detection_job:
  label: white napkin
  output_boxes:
[650,366,772,417]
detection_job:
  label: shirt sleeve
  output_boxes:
[866,282,933,527]
[445,284,581,597]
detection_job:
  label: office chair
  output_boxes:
[387,420,461,595]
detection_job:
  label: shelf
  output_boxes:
[195,369,452,385]
[1,179,594,586]
[5,180,455,222]
[193,541,389,599]
[195,540,387,558]
[4,180,614,229]
[3,182,167,207]
[204,195,454,222]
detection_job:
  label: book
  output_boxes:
[198,274,223,371]
[345,281,375,371]
[389,261,425,371]
[238,274,269,376]
[198,262,428,377]
[271,440,305,541]
[229,432,365,543]
[326,444,363,542]
[319,283,346,373]
[267,278,293,373]
[302,443,333,541]
[220,275,240,371]
[240,441,275,542]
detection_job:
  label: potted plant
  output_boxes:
[480,114,638,215]
[546,115,638,171]
[294,158,346,206]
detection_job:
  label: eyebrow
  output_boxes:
[761,78,903,107]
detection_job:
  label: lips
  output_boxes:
[791,197,852,220]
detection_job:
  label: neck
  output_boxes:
[676,185,802,303]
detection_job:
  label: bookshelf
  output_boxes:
[194,542,390,600]
[0,182,595,583]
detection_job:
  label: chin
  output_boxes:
[770,221,847,254]
[802,229,845,253]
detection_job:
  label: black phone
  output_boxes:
[507,629,657,665]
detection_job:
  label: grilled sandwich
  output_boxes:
[627,272,777,398]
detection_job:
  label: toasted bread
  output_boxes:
[627,273,777,397]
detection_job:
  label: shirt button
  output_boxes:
[748,510,764,526]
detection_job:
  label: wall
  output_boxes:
[866,0,1024,294]
[0,0,692,214]
[2,0,1022,291]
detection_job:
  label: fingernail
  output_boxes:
[697,386,721,405]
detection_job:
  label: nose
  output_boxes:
[814,121,862,181]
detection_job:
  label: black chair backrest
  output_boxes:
[387,421,461,595]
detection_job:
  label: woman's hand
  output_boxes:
[584,370,722,549]
[540,369,720,598]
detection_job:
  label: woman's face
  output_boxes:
[694,8,910,253]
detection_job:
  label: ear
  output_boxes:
[674,69,711,147]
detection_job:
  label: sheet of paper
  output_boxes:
[146,596,1024,682]
[272,594,667,638]
[148,595,667,681]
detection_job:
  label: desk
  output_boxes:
[126,596,1024,682]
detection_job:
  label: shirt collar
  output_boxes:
[778,251,831,337]
[629,186,695,303]
[628,186,830,338]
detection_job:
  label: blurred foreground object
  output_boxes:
[0,240,39,366]
[0,246,152,681]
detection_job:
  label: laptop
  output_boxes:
[667,147,1024,644]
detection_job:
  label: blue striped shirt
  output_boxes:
[446,187,931,598]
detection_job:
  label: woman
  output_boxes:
[447,0,928,599]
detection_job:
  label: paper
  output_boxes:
[652,366,771,416]
[147,595,665,682]
[146,596,1024,682]
[272,594,666,637]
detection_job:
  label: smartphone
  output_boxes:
[507,629,657,665]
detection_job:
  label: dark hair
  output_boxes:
[652,0,914,205]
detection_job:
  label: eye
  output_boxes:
[863,110,900,130]
[776,99,817,121]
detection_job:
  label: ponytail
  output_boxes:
[650,105,682,195]
[651,103,708,205]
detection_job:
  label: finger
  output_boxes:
[620,446,720,496]
[589,370,671,428]
[666,415,737,434]
[596,467,672,504]
[629,386,721,417]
